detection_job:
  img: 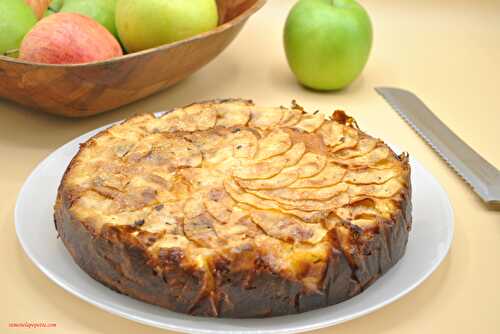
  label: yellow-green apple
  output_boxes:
[116,0,219,52]
[19,12,123,64]
[284,0,373,90]
[25,0,50,19]
[60,0,118,37]
[0,0,37,55]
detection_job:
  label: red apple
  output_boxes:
[25,0,50,19]
[19,12,123,64]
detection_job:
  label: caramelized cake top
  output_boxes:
[61,99,410,290]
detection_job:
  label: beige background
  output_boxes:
[2,0,499,333]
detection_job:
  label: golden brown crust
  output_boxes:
[54,99,412,318]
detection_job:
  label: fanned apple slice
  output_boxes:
[279,192,350,212]
[250,188,350,212]
[249,107,283,129]
[184,131,223,154]
[123,113,156,126]
[289,162,345,188]
[235,169,299,190]
[281,142,307,167]
[250,209,327,244]
[95,171,129,190]
[348,178,402,198]
[233,142,305,179]
[223,179,281,210]
[344,168,400,184]
[280,208,329,224]
[122,135,155,163]
[255,129,292,160]
[204,145,234,165]
[218,205,267,242]
[160,137,203,168]
[155,104,216,132]
[331,126,359,152]
[334,146,391,167]
[126,135,202,168]
[233,161,284,180]
[317,121,345,147]
[292,113,325,133]
[231,129,258,159]
[143,109,182,133]
[333,136,378,159]
[109,114,153,141]
[253,182,348,201]
[214,214,263,242]
[289,152,327,178]
[204,189,234,223]
[183,194,206,219]
[182,103,217,130]
[279,107,303,127]
[214,100,252,127]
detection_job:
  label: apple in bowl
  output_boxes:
[19,12,123,64]
[59,0,119,37]
[116,0,219,52]
[0,0,266,117]
[0,0,37,55]
[11,0,220,64]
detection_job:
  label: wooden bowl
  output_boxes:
[0,0,266,117]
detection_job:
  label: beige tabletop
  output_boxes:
[2,0,499,333]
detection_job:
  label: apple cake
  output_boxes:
[54,99,412,318]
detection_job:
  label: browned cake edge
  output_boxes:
[53,101,412,318]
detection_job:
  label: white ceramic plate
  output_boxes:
[15,120,454,334]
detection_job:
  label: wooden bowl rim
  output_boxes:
[0,0,266,68]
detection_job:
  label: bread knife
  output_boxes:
[376,87,500,205]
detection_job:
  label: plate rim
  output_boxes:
[14,123,454,334]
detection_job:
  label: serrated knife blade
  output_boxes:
[376,87,500,205]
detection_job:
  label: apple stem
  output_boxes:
[48,0,63,12]
[2,49,19,57]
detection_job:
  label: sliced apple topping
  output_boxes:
[249,107,284,129]
[64,98,410,291]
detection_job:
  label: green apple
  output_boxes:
[43,0,63,17]
[49,0,63,11]
[60,0,118,37]
[116,0,219,53]
[44,8,55,17]
[0,0,37,55]
[284,0,373,90]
